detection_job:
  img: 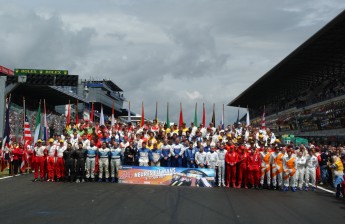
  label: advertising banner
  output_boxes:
[118,166,215,187]
[0,66,14,76]
[14,68,68,75]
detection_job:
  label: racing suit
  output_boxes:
[271,152,284,189]
[98,147,110,180]
[137,147,150,166]
[184,147,196,168]
[63,148,75,182]
[225,151,239,187]
[46,144,57,181]
[85,145,98,179]
[283,155,297,190]
[56,145,66,180]
[75,147,87,182]
[295,155,307,189]
[247,152,261,187]
[260,151,271,187]
[150,149,162,167]
[237,151,248,188]
[34,146,46,180]
[195,151,207,168]
[160,144,171,167]
[110,147,122,182]
[305,154,318,189]
[171,144,184,167]
[216,149,227,187]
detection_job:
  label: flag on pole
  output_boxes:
[128,101,131,123]
[75,100,79,126]
[43,99,48,141]
[166,102,170,128]
[34,101,41,144]
[194,103,198,127]
[155,101,158,122]
[90,102,94,123]
[23,98,32,145]
[66,100,71,128]
[179,103,184,128]
[221,104,224,130]
[211,103,215,125]
[202,103,206,127]
[246,107,250,126]
[140,102,145,127]
[261,106,266,129]
[100,104,105,126]
[111,101,115,126]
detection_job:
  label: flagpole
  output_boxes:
[23,97,25,144]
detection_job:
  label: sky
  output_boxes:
[0,0,344,125]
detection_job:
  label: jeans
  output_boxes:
[320,165,328,184]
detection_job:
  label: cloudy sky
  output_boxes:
[0,0,344,124]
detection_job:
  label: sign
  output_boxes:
[14,68,68,75]
[118,166,215,187]
[0,66,14,76]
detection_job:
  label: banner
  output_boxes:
[118,166,215,187]
[14,68,68,75]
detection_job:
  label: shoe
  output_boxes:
[304,187,308,191]
[292,187,296,192]
[81,179,85,183]
[312,187,316,191]
[233,184,236,188]
[98,179,103,183]
[33,179,38,182]
[319,182,323,185]
[56,179,60,182]
[258,185,263,190]
[226,184,230,188]
[222,183,226,187]
[76,179,80,183]
[111,178,115,183]
[91,178,95,182]
[218,183,221,187]
[106,179,109,183]
[273,186,277,190]
[237,185,241,189]
[245,185,248,189]
[299,187,303,191]
[283,187,289,192]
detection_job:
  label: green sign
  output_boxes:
[14,68,68,75]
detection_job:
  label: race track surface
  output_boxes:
[1,174,344,224]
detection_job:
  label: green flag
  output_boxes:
[34,101,41,143]
[194,103,198,126]
[166,102,170,128]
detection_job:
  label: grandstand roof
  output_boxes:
[228,10,345,109]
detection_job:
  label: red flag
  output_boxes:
[20,151,28,173]
[211,103,215,125]
[202,103,206,127]
[66,100,71,127]
[90,102,94,123]
[140,102,145,127]
[261,106,266,129]
[179,103,184,128]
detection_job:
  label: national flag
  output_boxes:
[202,103,206,127]
[128,101,131,123]
[194,103,198,127]
[66,100,71,128]
[20,151,28,173]
[155,101,158,122]
[140,102,145,127]
[90,102,94,123]
[100,104,105,126]
[261,106,266,129]
[179,103,184,128]
[43,99,49,141]
[111,101,115,126]
[75,100,79,125]
[23,112,32,146]
[246,107,250,126]
[211,103,215,125]
[166,102,170,128]
[34,101,41,144]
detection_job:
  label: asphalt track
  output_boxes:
[1,174,344,224]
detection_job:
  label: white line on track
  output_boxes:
[317,186,335,194]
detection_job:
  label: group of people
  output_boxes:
[1,119,344,197]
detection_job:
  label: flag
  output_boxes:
[194,103,198,127]
[166,102,170,128]
[128,101,131,123]
[111,101,115,126]
[34,101,41,144]
[236,106,240,124]
[140,102,145,127]
[202,103,206,127]
[221,104,224,130]
[100,104,105,126]
[75,100,79,125]
[211,103,215,125]
[246,107,250,126]
[66,100,71,128]
[155,101,158,122]
[179,103,184,128]
[43,99,48,141]
[261,106,266,129]
[90,102,94,123]
[23,98,32,145]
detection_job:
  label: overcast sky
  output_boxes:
[0,0,344,125]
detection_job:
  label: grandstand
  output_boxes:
[229,10,345,144]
